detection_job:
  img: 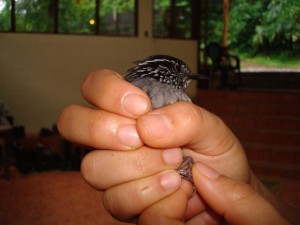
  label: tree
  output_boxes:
[252,0,300,52]
[59,0,95,34]
[228,0,300,54]
[15,0,54,32]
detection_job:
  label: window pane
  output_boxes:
[153,0,192,39]
[174,0,192,39]
[15,0,54,32]
[0,0,11,31]
[59,0,96,34]
[153,0,171,38]
[99,0,136,36]
[207,1,223,43]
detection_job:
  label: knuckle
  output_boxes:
[135,150,152,172]
[87,115,104,144]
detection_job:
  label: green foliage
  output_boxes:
[153,0,171,37]
[59,0,95,34]
[174,0,192,38]
[228,0,300,54]
[15,0,54,32]
[0,0,136,35]
[206,2,224,43]
[100,0,134,15]
[153,0,192,39]
[99,0,136,35]
[253,0,300,51]
[1,0,298,60]
[0,0,11,31]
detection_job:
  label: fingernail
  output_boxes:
[160,171,181,191]
[162,148,182,166]
[123,93,149,116]
[195,162,220,179]
[117,124,143,149]
[141,113,172,139]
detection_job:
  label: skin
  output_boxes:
[58,69,299,224]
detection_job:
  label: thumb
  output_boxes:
[192,162,289,225]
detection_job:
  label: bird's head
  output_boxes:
[125,55,208,89]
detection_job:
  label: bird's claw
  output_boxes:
[177,156,197,197]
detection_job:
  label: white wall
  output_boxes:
[0,1,198,133]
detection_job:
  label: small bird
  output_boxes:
[125,55,209,187]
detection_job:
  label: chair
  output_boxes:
[205,42,242,88]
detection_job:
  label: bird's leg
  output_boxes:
[177,156,196,196]
[177,156,194,183]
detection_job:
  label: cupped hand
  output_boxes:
[58,70,251,221]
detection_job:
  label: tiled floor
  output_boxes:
[0,169,129,225]
[0,169,300,225]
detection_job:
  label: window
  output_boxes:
[59,0,96,34]
[99,0,136,36]
[0,0,137,36]
[153,0,193,39]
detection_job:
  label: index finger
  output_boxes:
[81,69,151,118]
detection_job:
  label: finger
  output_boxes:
[185,192,222,224]
[186,208,222,225]
[192,162,289,225]
[57,105,142,150]
[97,191,133,225]
[136,101,249,181]
[138,180,193,225]
[103,170,182,221]
[81,69,151,118]
[81,147,183,190]
[185,193,206,219]
[137,101,234,152]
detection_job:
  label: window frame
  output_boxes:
[0,0,138,37]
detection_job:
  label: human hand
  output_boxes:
[58,70,260,221]
[137,161,290,225]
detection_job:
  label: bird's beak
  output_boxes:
[188,73,210,80]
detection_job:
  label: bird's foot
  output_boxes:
[177,156,196,197]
